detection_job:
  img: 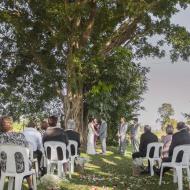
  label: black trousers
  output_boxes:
[33,150,42,169]
[132,152,145,159]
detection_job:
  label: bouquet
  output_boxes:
[39,174,62,190]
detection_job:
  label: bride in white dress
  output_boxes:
[86,118,97,155]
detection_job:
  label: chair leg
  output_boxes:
[58,163,63,178]
[47,162,51,174]
[176,168,183,190]
[149,160,154,176]
[173,169,177,183]
[35,161,39,178]
[32,173,37,190]
[8,177,14,190]
[158,160,162,168]
[186,167,190,189]
[159,166,164,185]
[68,162,72,179]
[71,157,74,173]
[0,174,5,190]
[14,176,23,190]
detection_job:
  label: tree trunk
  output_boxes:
[64,49,87,143]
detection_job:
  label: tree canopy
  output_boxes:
[0,1,190,135]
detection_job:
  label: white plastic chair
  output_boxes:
[145,142,163,176]
[0,144,37,190]
[159,145,190,190]
[44,141,71,178]
[68,140,79,173]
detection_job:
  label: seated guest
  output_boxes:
[0,116,34,190]
[132,125,158,173]
[43,116,69,159]
[155,122,190,175]
[39,120,49,137]
[132,125,158,159]
[23,121,43,169]
[65,119,81,155]
[164,122,190,163]
[161,125,174,158]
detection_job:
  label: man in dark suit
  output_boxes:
[154,122,190,175]
[132,125,158,159]
[65,119,80,155]
[132,125,158,174]
[164,122,190,162]
[43,116,69,159]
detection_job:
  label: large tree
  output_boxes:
[0,0,190,137]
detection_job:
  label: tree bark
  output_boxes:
[64,48,86,143]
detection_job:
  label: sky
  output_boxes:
[139,6,190,129]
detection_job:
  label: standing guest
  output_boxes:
[99,117,108,155]
[0,116,34,190]
[23,121,43,169]
[161,125,174,158]
[132,125,158,174]
[117,117,128,155]
[65,119,81,155]
[94,118,100,148]
[86,118,97,155]
[130,118,140,153]
[39,120,49,137]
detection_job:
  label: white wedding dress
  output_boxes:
[86,123,96,155]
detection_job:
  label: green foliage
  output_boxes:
[85,48,148,141]
[0,1,190,129]
[158,103,175,130]
[12,122,24,132]
[183,113,190,125]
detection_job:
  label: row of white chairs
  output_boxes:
[144,142,190,190]
[0,140,79,190]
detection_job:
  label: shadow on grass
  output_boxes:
[33,145,187,190]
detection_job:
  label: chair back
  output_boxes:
[146,142,163,158]
[0,144,31,174]
[44,141,67,162]
[171,145,190,165]
[68,140,78,158]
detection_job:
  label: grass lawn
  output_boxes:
[4,146,189,190]
[45,146,189,190]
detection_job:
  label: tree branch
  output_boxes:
[80,0,97,47]
[100,16,142,55]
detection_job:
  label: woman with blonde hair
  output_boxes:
[161,124,174,158]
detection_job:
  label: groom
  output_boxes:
[99,118,108,155]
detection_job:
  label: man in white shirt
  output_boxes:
[23,121,43,169]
